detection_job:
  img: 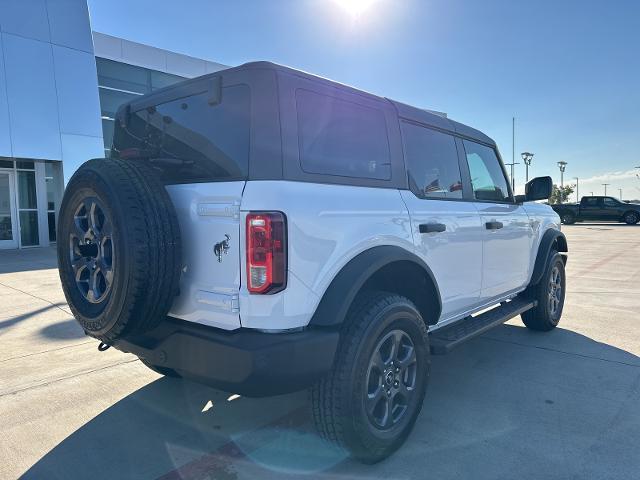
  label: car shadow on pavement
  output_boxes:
[21,324,640,480]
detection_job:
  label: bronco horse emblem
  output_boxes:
[214,234,231,262]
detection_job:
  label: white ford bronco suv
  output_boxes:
[58,62,568,463]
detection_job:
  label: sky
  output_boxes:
[87,0,640,200]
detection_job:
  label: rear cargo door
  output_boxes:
[166,182,245,330]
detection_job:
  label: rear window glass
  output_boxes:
[113,84,250,183]
[296,89,391,180]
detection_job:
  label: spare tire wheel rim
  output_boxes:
[69,197,114,304]
[365,329,418,430]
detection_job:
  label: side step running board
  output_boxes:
[429,298,536,355]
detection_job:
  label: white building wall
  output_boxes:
[92,32,228,79]
[0,0,103,180]
[0,0,103,248]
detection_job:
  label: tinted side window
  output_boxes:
[603,197,619,207]
[296,89,391,180]
[114,85,250,183]
[401,122,462,199]
[463,140,510,202]
[582,197,598,206]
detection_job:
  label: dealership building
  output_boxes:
[0,0,227,249]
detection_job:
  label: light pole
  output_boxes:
[521,152,534,183]
[602,183,610,196]
[573,177,579,203]
[505,161,520,192]
[619,188,623,200]
[557,161,567,203]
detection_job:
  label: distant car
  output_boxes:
[552,196,640,225]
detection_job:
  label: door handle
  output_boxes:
[485,221,504,230]
[419,223,446,233]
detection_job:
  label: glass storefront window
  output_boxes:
[18,171,37,209]
[19,210,39,246]
[45,161,62,243]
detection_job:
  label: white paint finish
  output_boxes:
[0,0,50,43]
[60,134,103,183]
[238,270,321,330]
[46,0,93,53]
[2,33,62,160]
[400,192,483,320]
[523,201,563,273]
[240,181,414,329]
[52,45,102,137]
[474,202,533,299]
[0,34,11,157]
[165,181,245,330]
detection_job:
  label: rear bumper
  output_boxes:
[113,317,339,397]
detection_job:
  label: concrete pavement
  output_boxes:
[1,224,639,479]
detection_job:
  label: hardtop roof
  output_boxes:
[121,60,496,147]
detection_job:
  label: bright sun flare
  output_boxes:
[332,0,380,18]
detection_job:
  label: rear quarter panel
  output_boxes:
[239,181,413,329]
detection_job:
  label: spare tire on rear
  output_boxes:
[57,158,181,344]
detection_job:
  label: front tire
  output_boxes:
[522,252,566,331]
[311,292,430,464]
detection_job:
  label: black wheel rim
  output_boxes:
[548,264,562,317]
[365,329,418,430]
[69,197,114,304]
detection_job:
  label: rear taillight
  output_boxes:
[246,212,287,294]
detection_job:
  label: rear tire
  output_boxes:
[560,212,576,225]
[623,211,639,225]
[522,252,566,331]
[311,292,430,464]
[57,158,181,343]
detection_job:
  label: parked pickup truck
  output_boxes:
[552,196,640,225]
[57,61,568,463]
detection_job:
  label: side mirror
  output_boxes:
[523,176,553,202]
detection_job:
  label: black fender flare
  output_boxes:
[309,246,442,327]
[530,228,568,286]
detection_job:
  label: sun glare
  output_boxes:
[332,0,380,18]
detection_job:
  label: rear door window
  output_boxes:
[401,122,463,199]
[296,89,391,180]
[463,140,511,202]
[582,197,598,207]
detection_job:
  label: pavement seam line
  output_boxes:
[0,280,72,316]
[0,340,95,364]
[481,335,640,368]
[0,358,140,398]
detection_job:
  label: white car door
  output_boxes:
[399,122,483,321]
[461,139,533,300]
